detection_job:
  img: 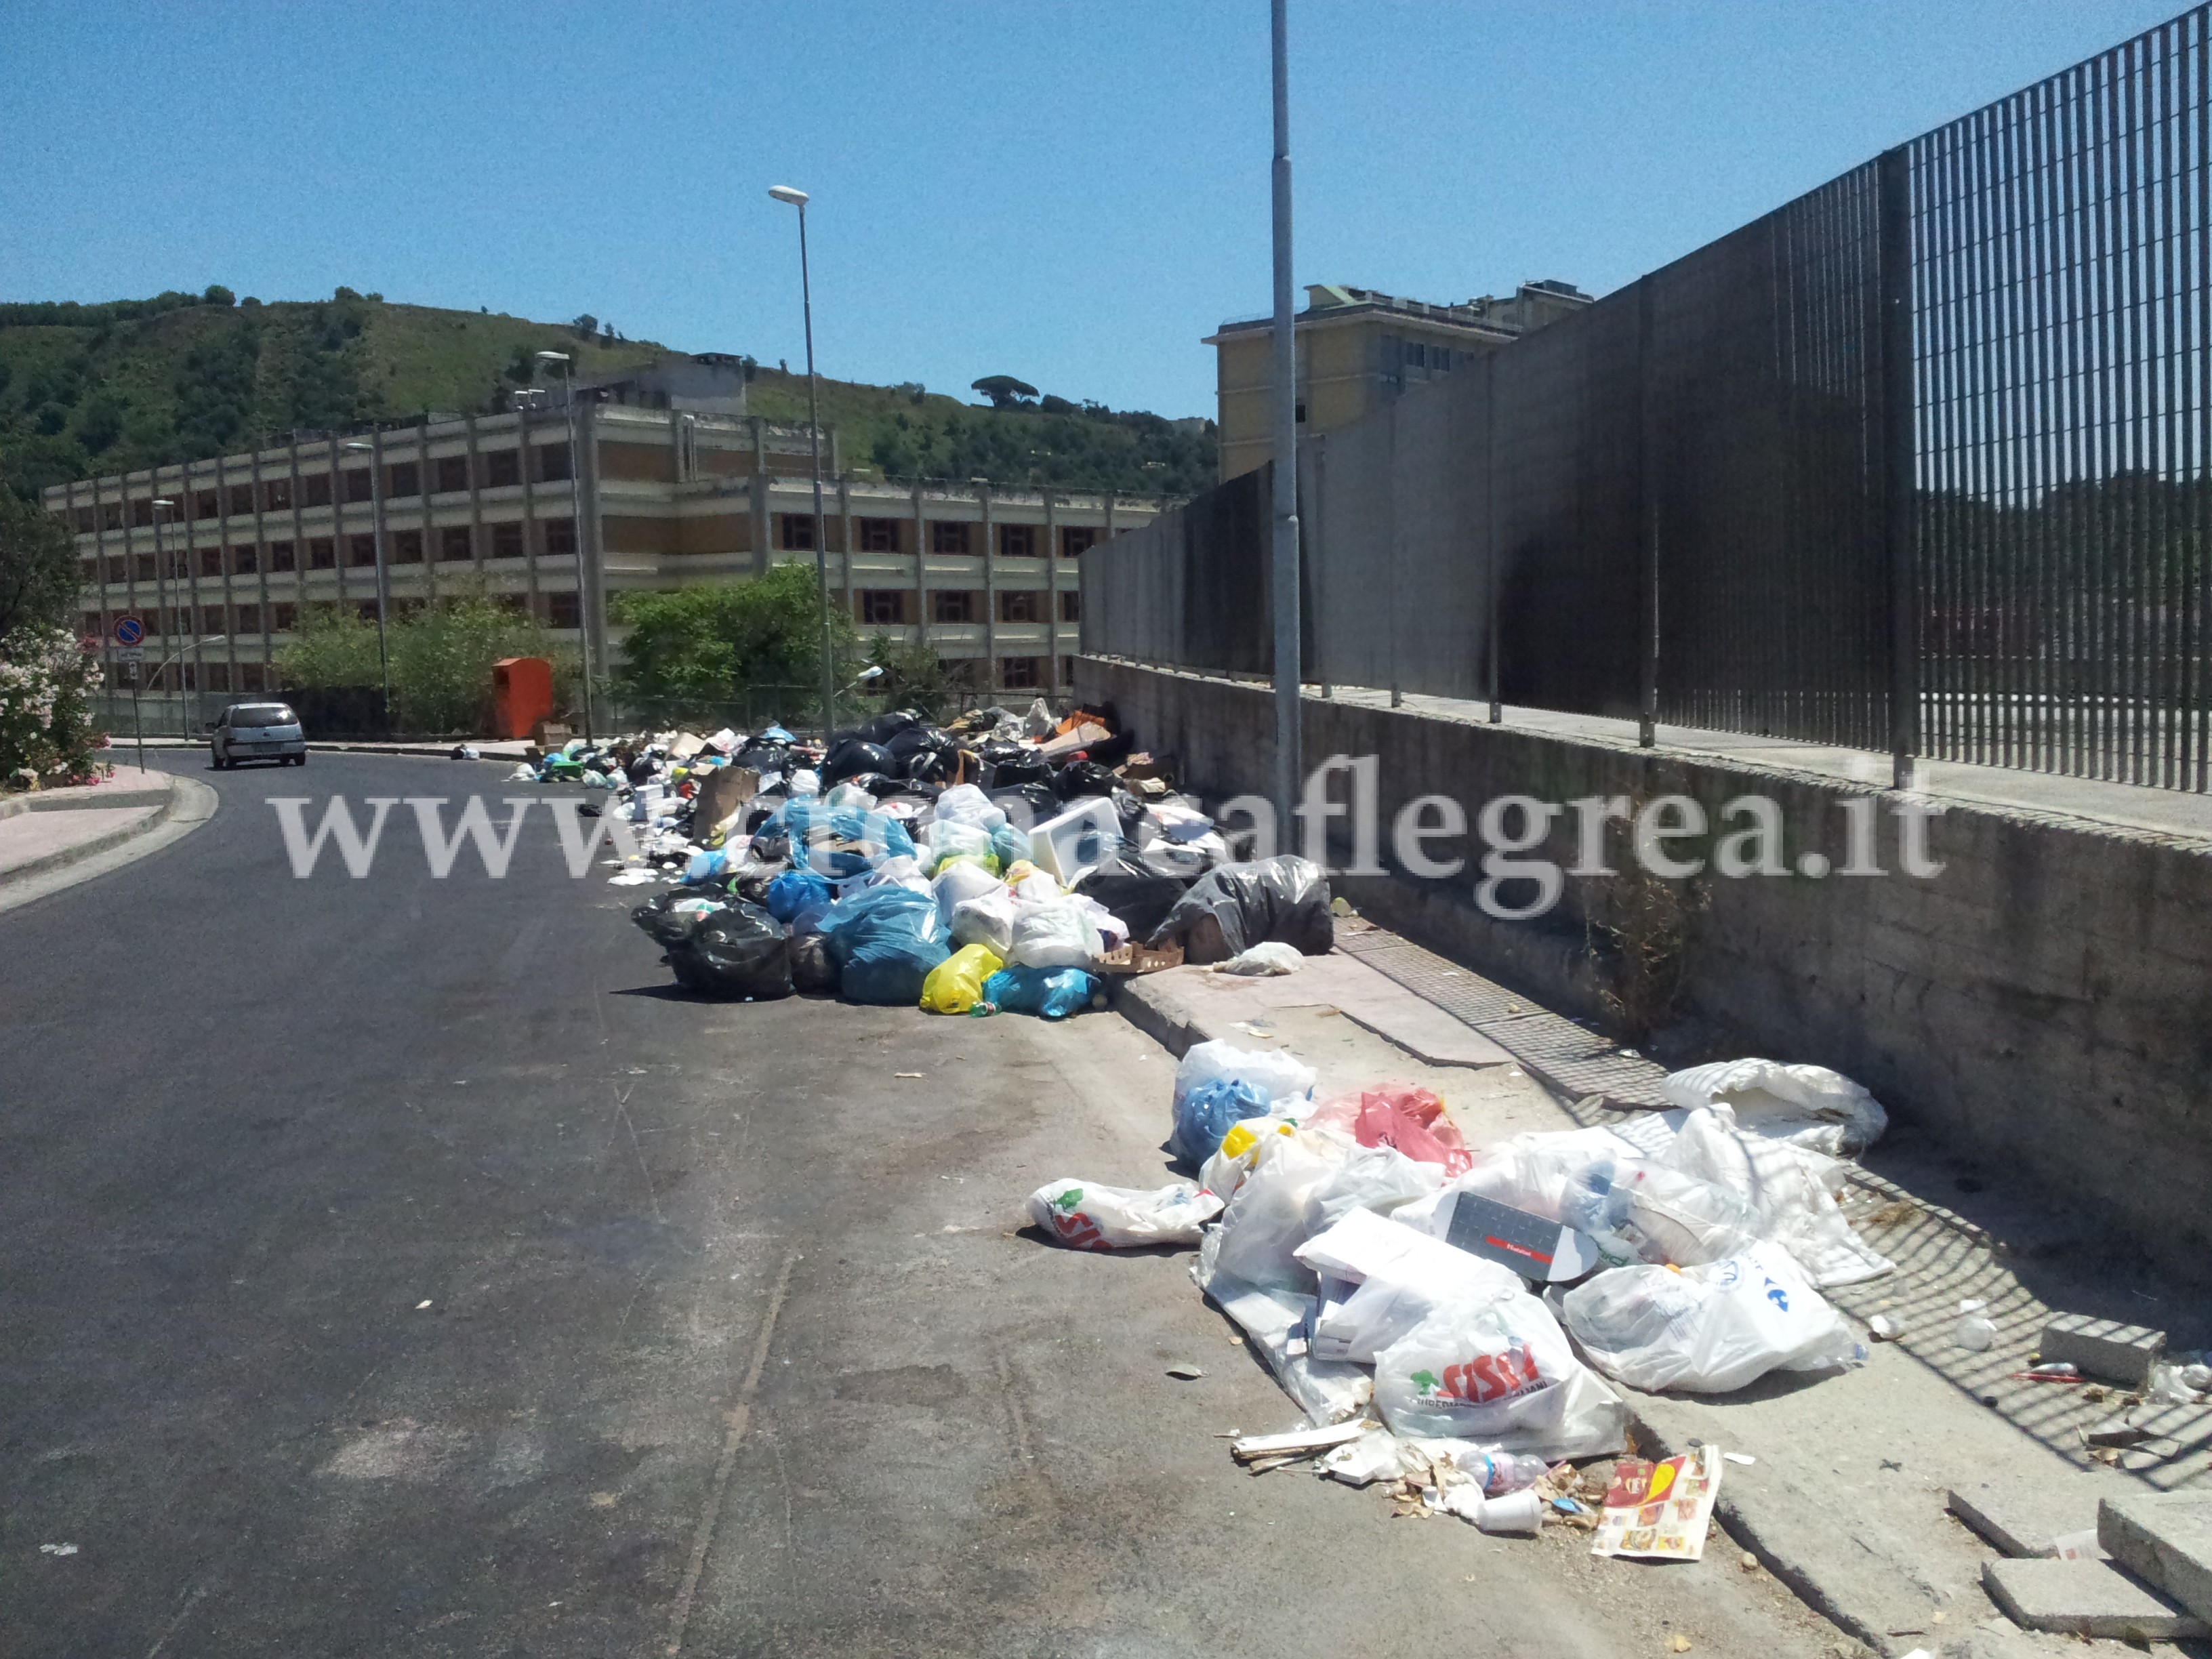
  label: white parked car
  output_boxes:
[209,702,307,769]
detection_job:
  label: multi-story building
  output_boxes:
[1205,279,1593,480]
[41,360,1168,705]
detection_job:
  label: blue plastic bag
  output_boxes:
[758,800,918,878]
[684,846,730,884]
[816,884,949,1005]
[989,821,1032,871]
[983,965,1102,1021]
[1168,1075,1270,1165]
[764,868,833,923]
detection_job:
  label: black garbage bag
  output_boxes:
[986,750,1052,790]
[844,771,905,800]
[901,745,962,786]
[732,866,781,906]
[735,739,792,775]
[625,754,659,784]
[1107,786,1148,838]
[864,708,925,745]
[630,889,729,948]
[1053,758,1118,800]
[670,901,793,999]
[989,781,1060,826]
[823,737,895,784]
[789,930,838,994]
[1073,856,1191,944]
[1147,855,1333,964]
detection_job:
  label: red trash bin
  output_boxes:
[491,657,554,741]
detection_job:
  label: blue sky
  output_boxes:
[0,1,2186,418]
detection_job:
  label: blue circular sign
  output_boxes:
[113,617,145,647]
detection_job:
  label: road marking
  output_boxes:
[662,1248,798,1658]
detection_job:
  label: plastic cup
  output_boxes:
[1475,1488,1544,1534]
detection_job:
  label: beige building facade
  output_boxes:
[1206,280,1593,480]
[45,386,1166,704]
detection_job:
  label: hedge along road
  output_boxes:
[0,751,1849,1658]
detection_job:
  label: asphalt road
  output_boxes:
[0,752,1851,1658]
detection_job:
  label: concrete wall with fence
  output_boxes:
[1080,653,2212,1286]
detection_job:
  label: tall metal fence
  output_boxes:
[1086,5,2212,792]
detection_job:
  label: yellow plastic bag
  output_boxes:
[920,943,1004,1014]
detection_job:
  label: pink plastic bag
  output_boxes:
[1309,1084,1473,1175]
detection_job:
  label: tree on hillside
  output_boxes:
[0,485,76,640]
[971,375,1038,409]
[572,314,598,340]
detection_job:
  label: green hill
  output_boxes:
[0,286,1216,501]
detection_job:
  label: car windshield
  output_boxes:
[230,706,297,728]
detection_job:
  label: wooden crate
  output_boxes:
[1092,939,1185,976]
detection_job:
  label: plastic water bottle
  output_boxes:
[1467,1452,1549,1496]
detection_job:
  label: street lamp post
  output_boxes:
[768,184,839,739]
[150,497,180,733]
[1268,0,1303,844]
[341,440,394,733]
[535,350,596,742]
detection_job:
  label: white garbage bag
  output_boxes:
[1203,1128,1349,1292]
[1374,1290,1628,1458]
[1212,941,1306,976]
[1026,1179,1224,1249]
[1661,1058,1888,1155]
[924,819,998,871]
[1395,1124,1652,1235]
[1005,900,1103,969]
[1311,1141,1448,1231]
[1172,1040,1319,1119]
[1662,1105,1892,1286]
[1297,1208,1523,1363]
[933,858,1004,927]
[1202,1270,1374,1426]
[1197,1112,1301,1202]
[949,888,1019,957]
[931,783,1007,832]
[1575,1159,1764,1269]
[1559,1241,1864,1393]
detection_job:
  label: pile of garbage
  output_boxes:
[531,699,1338,1010]
[1029,1053,1896,1543]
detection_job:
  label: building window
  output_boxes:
[928,520,971,555]
[239,663,266,692]
[997,590,1046,623]
[1059,526,1097,558]
[439,525,472,561]
[235,544,261,574]
[236,603,262,634]
[536,442,572,483]
[264,478,293,511]
[304,473,331,507]
[79,558,98,588]
[387,462,419,499]
[347,533,377,568]
[548,590,582,628]
[543,518,577,556]
[1061,655,1076,685]
[858,590,906,626]
[1000,655,1042,689]
[1059,589,1082,623]
[134,553,155,581]
[344,469,373,504]
[73,506,95,533]
[100,502,123,531]
[485,449,521,488]
[273,602,298,631]
[391,529,424,564]
[930,589,977,624]
[201,604,226,634]
[1294,402,1307,423]
[81,609,100,638]
[106,556,126,585]
[224,483,251,516]
[492,520,525,558]
[778,513,817,551]
[203,663,231,693]
[200,546,224,577]
[857,516,899,552]
[309,537,336,569]
[435,455,470,494]
[269,540,295,571]
[999,523,1038,558]
[131,497,152,528]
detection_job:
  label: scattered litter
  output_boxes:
[1868,1314,1904,1341]
[1723,1452,1757,1466]
[1166,1364,1206,1380]
[1211,941,1307,977]
[415,1299,433,1310]
[1591,1446,1725,1561]
[39,1544,77,1557]
[1027,1180,1225,1249]
[893,1071,924,1079]
[2011,1361,2081,1382]
[1952,1299,1998,1353]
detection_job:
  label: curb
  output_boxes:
[0,773,219,915]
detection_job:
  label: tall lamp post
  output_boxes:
[150,497,181,733]
[341,440,394,732]
[535,349,596,741]
[1268,0,1303,845]
[768,183,839,739]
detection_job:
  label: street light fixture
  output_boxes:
[534,349,596,741]
[148,497,193,735]
[767,183,839,739]
[341,440,394,731]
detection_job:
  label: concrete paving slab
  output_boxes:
[2099,1489,2212,1620]
[1981,1555,2211,1639]
[1948,1481,2099,1558]
[2038,1314,2165,1385]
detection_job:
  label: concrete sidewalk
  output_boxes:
[0,766,217,912]
[1114,925,2211,1658]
